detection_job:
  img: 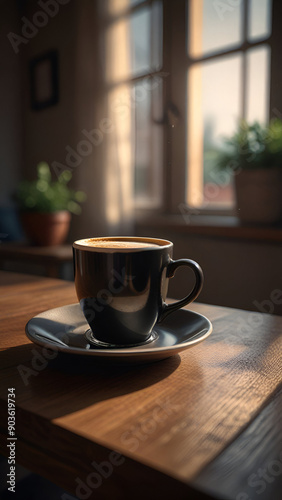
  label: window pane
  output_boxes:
[152,1,163,70]
[246,45,270,124]
[134,77,163,206]
[187,55,242,208]
[130,0,146,7]
[248,0,272,41]
[105,4,162,83]
[102,0,147,17]
[134,81,150,202]
[188,0,243,58]
[131,9,151,76]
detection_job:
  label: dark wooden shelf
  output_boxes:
[0,243,73,278]
[0,243,72,261]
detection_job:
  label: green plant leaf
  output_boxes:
[14,162,86,213]
[59,170,72,183]
[75,191,87,202]
[216,119,282,171]
[67,201,82,215]
[37,162,51,182]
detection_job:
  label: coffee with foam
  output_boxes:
[82,239,160,249]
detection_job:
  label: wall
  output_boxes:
[21,0,77,179]
[136,223,282,316]
[0,0,23,205]
[19,0,131,240]
[67,0,116,240]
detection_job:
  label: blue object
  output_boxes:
[0,206,24,242]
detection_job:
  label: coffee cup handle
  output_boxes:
[158,259,204,322]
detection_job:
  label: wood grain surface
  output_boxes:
[195,385,282,500]
[0,271,281,500]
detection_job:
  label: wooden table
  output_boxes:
[0,271,281,499]
[0,243,73,278]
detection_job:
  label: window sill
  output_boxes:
[135,214,282,243]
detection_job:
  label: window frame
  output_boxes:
[165,0,275,217]
[101,0,282,221]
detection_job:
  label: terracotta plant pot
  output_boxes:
[234,168,282,225]
[20,211,71,246]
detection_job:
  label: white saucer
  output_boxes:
[25,304,212,363]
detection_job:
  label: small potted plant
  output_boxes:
[217,119,282,224]
[15,162,86,246]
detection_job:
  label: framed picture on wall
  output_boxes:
[30,50,59,111]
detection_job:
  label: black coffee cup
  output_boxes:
[73,237,203,347]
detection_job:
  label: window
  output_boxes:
[101,0,164,208]
[187,0,272,209]
[99,0,276,217]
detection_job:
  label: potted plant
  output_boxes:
[217,119,282,224]
[15,162,86,246]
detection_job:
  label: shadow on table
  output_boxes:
[0,342,201,419]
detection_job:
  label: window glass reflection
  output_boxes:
[189,0,243,57]
[105,3,162,83]
[131,8,151,76]
[246,45,270,123]
[248,0,272,41]
[103,0,146,17]
[187,54,242,207]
